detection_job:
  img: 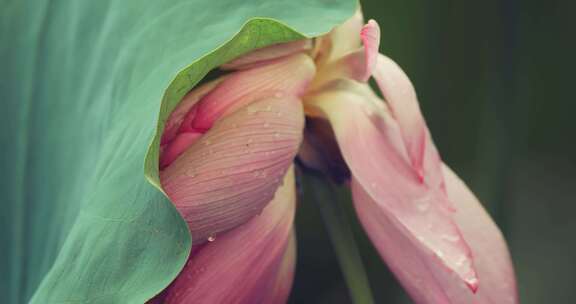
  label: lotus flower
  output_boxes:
[155,10,517,304]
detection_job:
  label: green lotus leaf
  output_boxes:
[0,0,355,303]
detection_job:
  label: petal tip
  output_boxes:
[466,277,480,293]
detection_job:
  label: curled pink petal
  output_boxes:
[160,132,203,169]
[161,79,222,145]
[305,84,479,293]
[372,54,444,186]
[221,39,312,70]
[360,20,380,77]
[160,96,304,244]
[163,169,297,304]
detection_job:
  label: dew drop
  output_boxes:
[436,249,445,259]
[207,235,216,242]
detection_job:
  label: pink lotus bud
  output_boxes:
[157,9,517,304]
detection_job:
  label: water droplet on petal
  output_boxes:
[207,235,216,242]
[436,250,444,259]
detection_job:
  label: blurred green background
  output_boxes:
[290,0,576,303]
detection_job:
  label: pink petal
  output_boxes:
[163,169,297,304]
[192,53,315,131]
[160,96,304,244]
[352,165,518,303]
[221,39,312,70]
[305,83,479,293]
[352,178,456,303]
[160,132,203,169]
[441,165,518,303]
[161,79,222,145]
[372,54,442,185]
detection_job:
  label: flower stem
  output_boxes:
[303,173,375,304]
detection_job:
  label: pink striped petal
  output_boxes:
[163,169,297,304]
[159,53,314,169]
[160,96,304,244]
[221,39,312,70]
[305,83,479,293]
[192,53,315,131]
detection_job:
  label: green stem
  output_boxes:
[304,173,375,304]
